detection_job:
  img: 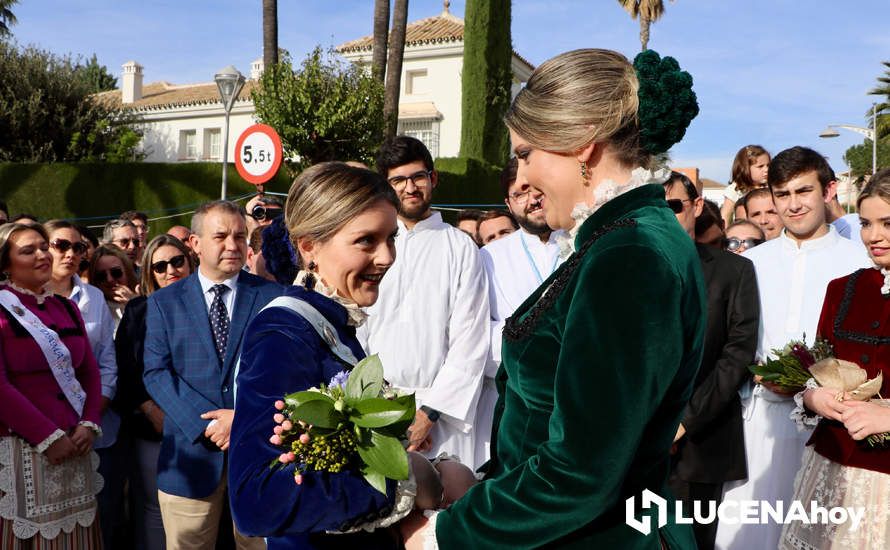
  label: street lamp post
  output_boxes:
[819,102,878,176]
[215,66,246,200]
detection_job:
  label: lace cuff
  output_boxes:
[332,474,417,533]
[78,421,102,438]
[421,510,439,550]
[35,429,66,454]
[790,378,822,431]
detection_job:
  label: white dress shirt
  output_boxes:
[358,212,490,466]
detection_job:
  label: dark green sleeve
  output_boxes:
[436,244,693,548]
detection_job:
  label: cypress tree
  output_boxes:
[459,0,512,166]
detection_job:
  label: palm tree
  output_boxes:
[372,0,390,84]
[617,0,670,51]
[383,0,408,138]
[0,0,19,38]
[868,61,890,140]
[263,0,278,68]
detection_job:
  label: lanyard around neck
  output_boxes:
[520,232,559,285]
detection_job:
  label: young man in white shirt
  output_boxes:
[716,147,871,550]
[359,136,490,468]
[476,157,563,466]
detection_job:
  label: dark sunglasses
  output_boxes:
[667,199,692,214]
[151,254,187,274]
[50,238,88,255]
[114,238,137,249]
[724,237,764,252]
[95,267,124,282]
[251,205,282,221]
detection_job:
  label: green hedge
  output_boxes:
[0,158,504,234]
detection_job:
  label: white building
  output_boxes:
[97,3,533,163]
[336,2,534,158]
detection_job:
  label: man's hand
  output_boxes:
[407,409,435,452]
[140,399,165,434]
[201,409,235,451]
[673,423,686,443]
[45,435,79,465]
[69,425,96,456]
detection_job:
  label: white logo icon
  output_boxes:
[625,489,667,535]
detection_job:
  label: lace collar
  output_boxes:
[557,167,671,258]
[0,280,52,304]
[293,270,368,327]
[880,267,890,296]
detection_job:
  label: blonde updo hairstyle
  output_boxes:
[857,168,890,210]
[504,48,646,168]
[285,162,399,268]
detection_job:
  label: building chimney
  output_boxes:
[251,58,264,80]
[121,61,144,104]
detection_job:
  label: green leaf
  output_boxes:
[290,399,341,429]
[350,398,412,428]
[356,431,409,480]
[284,390,334,409]
[344,355,384,403]
[362,469,388,495]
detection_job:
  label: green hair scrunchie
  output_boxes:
[633,49,699,156]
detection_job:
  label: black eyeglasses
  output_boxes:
[724,237,764,252]
[387,170,432,191]
[251,205,282,221]
[667,199,692,214]
[50,239,88,255]
[150,254,187,274]
[114,238,137,249]
[95,267,124,282]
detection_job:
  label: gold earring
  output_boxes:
[579,161,589,186]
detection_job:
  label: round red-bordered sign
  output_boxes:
[234,123,283,185]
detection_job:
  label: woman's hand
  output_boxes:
[113,284,135,304]
[841,400,890,440]
[802,387,850,421]
[70,425,96,455]
[45,435,78,465]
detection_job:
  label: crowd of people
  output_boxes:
[0,46,889,550]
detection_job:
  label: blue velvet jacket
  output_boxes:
[229,286,398,550]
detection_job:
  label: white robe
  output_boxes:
[715,226,872,550]
[357,212,490,467]
[477,229,563,467]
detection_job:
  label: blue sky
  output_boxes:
[10,0,888,181]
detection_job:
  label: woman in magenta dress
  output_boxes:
[782,169,890,549]
[0,223,104,549]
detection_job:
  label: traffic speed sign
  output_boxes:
[234,124,283,185]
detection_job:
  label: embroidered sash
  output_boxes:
[0,290,86,416]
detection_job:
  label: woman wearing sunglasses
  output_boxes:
[115,234,195,550]
[88,245,138,331]
[45,220,125,549]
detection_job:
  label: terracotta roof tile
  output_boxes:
[338,11,465,52]
[94,80,256,112]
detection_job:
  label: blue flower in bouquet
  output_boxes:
[329,370,350,390]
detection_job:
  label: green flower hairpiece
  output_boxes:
[633,49,699,156]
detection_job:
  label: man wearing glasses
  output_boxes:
[475,157,563,466]
[663,171,760,550]
[102,219,141,268]
[359,136,490,469]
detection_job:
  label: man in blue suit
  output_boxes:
[144,200,282,550]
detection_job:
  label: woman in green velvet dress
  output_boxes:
[402,49,705,549]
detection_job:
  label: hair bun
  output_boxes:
[633,49,699,156]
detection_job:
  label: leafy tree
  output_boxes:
[867,61,890,140]
[383,0,408,138]
[263,0,278,68]
[251,47,385,171]
[844,139,890,180]
[617,0,672,51]
[0,42,143,162]
[460,0,512,166]
[75,54,117,93]
[0,0,17,39]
